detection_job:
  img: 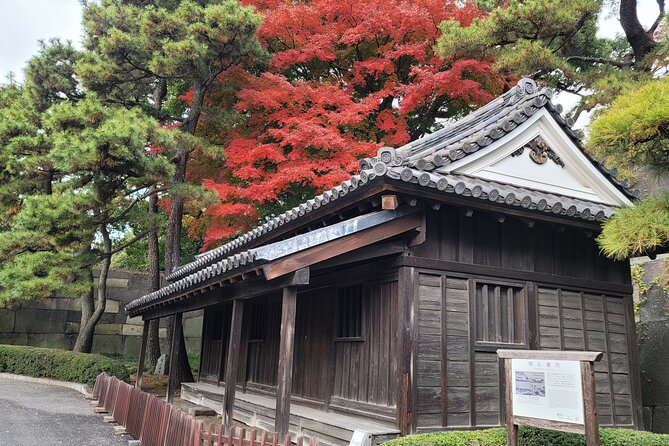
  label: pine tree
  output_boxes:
[0,40,176,352]
[80,0,266,380]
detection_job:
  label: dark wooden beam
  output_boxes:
[135,320,149,390]
[262,212,422,280]
[140,269,310,320]
[275,286,297,437]
[166,312,183,403]
[222,299,244,427]
[312,240,405,271]
[396,266,416,435]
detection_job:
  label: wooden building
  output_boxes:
[126,78,642,445]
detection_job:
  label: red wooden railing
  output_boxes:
[92,373,319,446]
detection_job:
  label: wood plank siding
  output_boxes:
[412,207,630,286]
[411,208,637,432]
[415,274,635,431]
[202,267,399,421]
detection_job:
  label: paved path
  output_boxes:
[0,376,129,446]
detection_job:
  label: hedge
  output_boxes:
[383,427,669,446]
[0,344,130,386]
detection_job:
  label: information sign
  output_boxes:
[511,358,584,424]
[497,350,603,446]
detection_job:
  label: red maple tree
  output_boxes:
[189,0,508,248]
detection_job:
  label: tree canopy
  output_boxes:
[590,78,669,259]
[0,40,177,351]
[192,0,508,247]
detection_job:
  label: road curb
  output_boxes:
[0,373,93,398]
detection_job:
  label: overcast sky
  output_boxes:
[0,0,661,83]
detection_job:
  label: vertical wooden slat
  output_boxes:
[526,282,538,349]
[468,278,477,427]
[557,289,564,350]
[440,275,448,427]
[481,284,489,342]
[223,299,245,428]
[623,293,644,428]
[275,286,297,437]
[494,286,501,342]
[166,312,183,403]
[507,287,515,343]
[601,295,617,423]
[136,319,150,390]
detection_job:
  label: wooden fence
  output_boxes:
[92,373,319,446]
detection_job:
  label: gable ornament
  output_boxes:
[510,135,565,168]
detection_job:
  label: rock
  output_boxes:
[154,354,167,375]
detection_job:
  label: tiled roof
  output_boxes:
[126,206,419,313]
[166,78,634,283]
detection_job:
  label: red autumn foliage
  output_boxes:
[189,0,508,249]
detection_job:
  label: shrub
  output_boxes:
[382,427,669,446]
[0,344,130,386]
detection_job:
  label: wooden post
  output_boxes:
[166,312,183,403]
[222,299,244,427]
[396,266,416,435]
[581,361,601,446]
[136,320,150,390]
[275,286,297,437]
[504,359,518,446]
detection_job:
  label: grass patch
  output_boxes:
[382,427,669,446]
[0,344,130,386]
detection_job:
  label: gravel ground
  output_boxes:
[0,376,129,446]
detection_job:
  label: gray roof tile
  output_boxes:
[165,78,634,283]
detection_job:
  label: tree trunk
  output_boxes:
[620,0,656,65]
[73,269,95,353]
[162,78,206,384]
[73,225,112,353]
[147,188,161,368]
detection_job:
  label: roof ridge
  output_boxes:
[166,78,638,283]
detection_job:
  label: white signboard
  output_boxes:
[511,358,584,425]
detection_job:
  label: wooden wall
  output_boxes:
[201,266,400,419]
[331,278,398,411]
[414,272,636,431]
[412,207,630,285]
[537,288,633,425]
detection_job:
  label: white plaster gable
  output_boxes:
[439,108,632,206]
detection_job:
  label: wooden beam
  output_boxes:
[275,286,297,437]
[135,320,149,390]
[497,350,603,361]
[140,269,310,320]
[581,361,601,445]
[222,299,244,427]
[262,212,422,280]
[166,312,183,403]
[396,266,416,435]
[312,240,405,271]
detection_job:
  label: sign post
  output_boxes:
[497,350,603,446]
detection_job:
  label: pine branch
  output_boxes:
[565,56,633,68]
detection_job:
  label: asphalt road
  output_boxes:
[0,377,129,446]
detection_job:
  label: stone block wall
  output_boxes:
[635,255,669,433]
[0,269,202,359]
